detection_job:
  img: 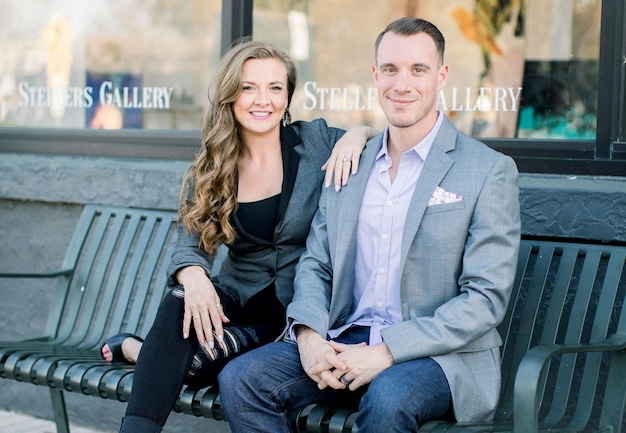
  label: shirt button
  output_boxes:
[378,267,385,274]
[382,234,389,240]
[376,302,383,308]
[387,200,393,207]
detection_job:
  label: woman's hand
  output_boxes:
[176,266,229,355]
[322,126,379,191]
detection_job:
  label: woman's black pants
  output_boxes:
[118,283,285,433]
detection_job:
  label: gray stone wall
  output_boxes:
[0,153,189,210]
[519,174,626,243]
[0,153,625,432]
[2,153,626,241]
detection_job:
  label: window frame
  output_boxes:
[0,0,624,175]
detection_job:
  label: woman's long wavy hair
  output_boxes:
[180,39,297,256]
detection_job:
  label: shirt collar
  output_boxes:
[377,111,445,162]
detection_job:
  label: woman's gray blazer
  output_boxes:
[166,119,345,307]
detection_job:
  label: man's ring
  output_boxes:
[192,316,200,320]
[339,373,353,385]
[217,303,223,308]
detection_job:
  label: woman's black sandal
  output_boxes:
[101,333,144,363]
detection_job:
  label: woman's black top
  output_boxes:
[236,193,281,242]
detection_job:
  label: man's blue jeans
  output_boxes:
[218,327,452,433]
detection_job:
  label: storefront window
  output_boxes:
[0,0,221,130]
[253,0,601,140]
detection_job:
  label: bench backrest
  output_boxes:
[495,239,626,430]
[47,205,178,349]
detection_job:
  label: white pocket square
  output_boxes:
[427,186,463,206]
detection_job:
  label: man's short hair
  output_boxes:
[375,17,446,65]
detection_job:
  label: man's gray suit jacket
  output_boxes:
[288,115,521,422]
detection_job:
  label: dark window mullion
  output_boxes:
[596,0,624,159]
[619,0,626,142]
[221,0,253,55]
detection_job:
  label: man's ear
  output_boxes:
[437,64,449,91]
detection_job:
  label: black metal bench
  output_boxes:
[418,239,626,433]
[1,204,626,433]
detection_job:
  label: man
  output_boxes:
[219,17,521,433]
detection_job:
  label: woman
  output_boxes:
[103,39,377,433]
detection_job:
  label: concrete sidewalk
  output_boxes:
[0,409,115,433]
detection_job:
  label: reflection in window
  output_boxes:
[515,0,601,139]
[0,1,221,130]
[253,0,601,140]
[517,60,597,139]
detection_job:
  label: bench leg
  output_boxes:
[49,388,71,433]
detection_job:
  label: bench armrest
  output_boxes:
[513,332,626,433]
[0,268,73,278]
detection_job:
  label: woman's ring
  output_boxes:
[342,156,352,162]
[217,303,223,308]
[339,373,353,385]
[192,316,200,320]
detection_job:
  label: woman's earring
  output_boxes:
[282,109,291,127]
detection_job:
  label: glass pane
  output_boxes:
[253,0,601,140]
[1,0,221,130]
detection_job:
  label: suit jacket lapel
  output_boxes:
[278,125,301,224]
[335,134,382,254]
[400,118,457,265]
[329,134,383,321]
